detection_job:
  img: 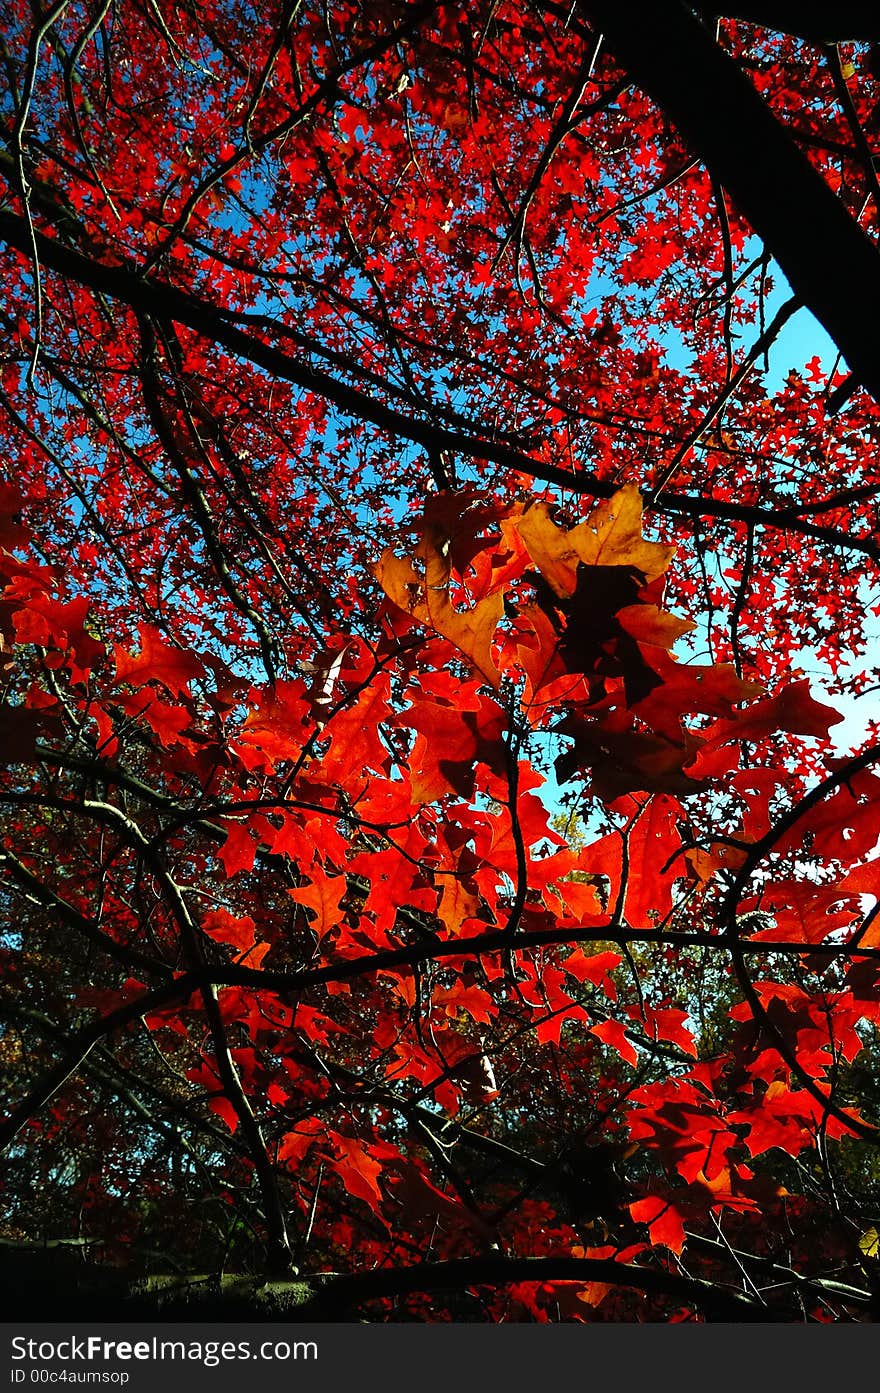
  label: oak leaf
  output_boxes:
[374,525,503,686]
[288,867,348,940]
[114,624,204,697]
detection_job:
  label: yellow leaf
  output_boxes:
[515,501,584,597]
[570,483,675,582]
[374,485,673,688]
[515,484,675,598]
[373,528,503,687]
[859,1226,880,1259]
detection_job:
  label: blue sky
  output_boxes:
[761,293,878,755]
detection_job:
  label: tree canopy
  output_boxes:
[2,0,880,1322]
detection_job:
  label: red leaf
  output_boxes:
[277,1118,324,1168]
[218,822,257,877]
[202,908,257,954]
[564,949,622,996]
[703,678,842,748]
[629,1195,686,1254]
[330,1134,385,1209]
[114,624,204,696]
[635,1005,697,1057]
[590,1019,637,1067]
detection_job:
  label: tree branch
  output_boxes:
[581,0,880,407]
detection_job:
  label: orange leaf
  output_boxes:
[617,603,695,650]
[374,528,503,686]
[288,867,348,939]
[277,1117,324,1168]
[436,875,481,934]
[517,485,677,599]
[685,847,716,883]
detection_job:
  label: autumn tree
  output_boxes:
[2,0,880,1322]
